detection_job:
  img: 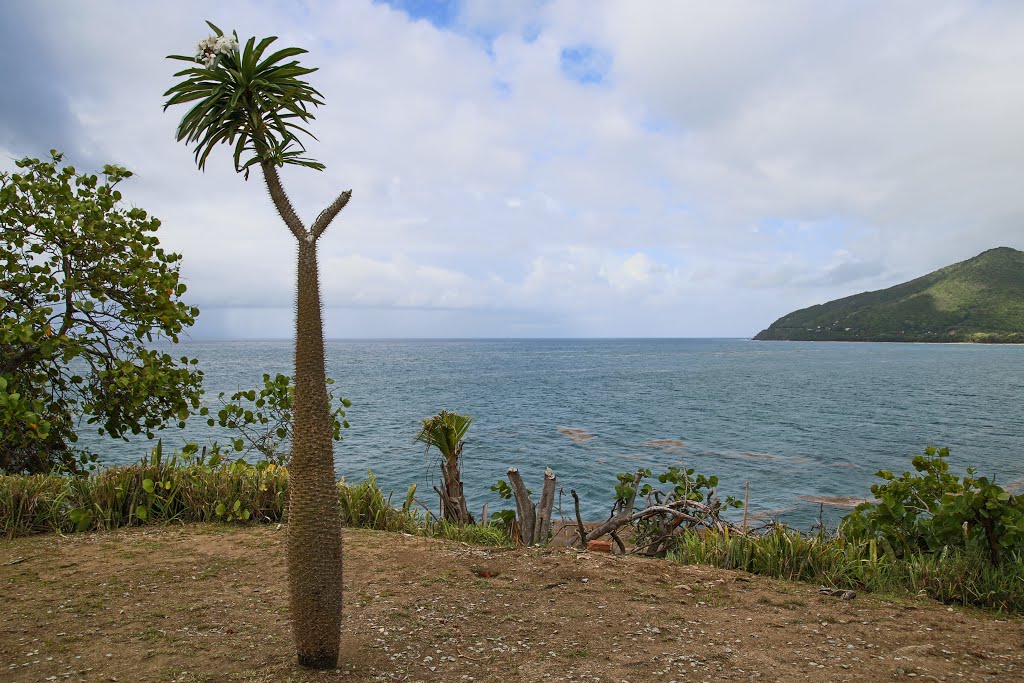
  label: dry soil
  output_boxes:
[1,524,1022,682]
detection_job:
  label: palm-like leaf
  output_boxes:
[163,22,326,176]
[416,410,474,461]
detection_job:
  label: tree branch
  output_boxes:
[59,256,75,337]
[585,470,645,543]
[571,489,587,549]
[260,159,307,241]
[311,190,352,241]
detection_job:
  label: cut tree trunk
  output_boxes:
[506,467,556,546]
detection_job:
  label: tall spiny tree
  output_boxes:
[164,23,348,668]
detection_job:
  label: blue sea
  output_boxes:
[83,339,1024,528]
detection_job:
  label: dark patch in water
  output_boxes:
[708,451,811,464]
[558,427,594,444]
[641,439,687,449]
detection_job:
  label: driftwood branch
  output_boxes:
[574,468,744,557]
[609,530,626,555]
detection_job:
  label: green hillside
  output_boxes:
[753,247,1024,343]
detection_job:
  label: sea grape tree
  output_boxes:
[200,372,351,467]
[0,153,203,474]
[842,446,1023,565]
[165,22,351,668]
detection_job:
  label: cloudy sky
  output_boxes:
[2,1,1022,338]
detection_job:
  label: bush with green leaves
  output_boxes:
[0,152,203,474]
[841,446,1023,565]
[197,373,350,466]
[488,479,519,528]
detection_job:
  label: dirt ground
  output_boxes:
[1,525,1022,683]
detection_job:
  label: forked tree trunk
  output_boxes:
[260,159,351,669]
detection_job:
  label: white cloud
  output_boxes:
[2,0,1022,337]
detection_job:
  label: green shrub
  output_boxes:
[198,373,350,466]
[841,446,1024,564]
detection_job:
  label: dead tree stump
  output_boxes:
[507,467,556,545]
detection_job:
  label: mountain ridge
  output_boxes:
[753,247,1024,343]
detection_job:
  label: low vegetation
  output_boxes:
[668,446,1023,611]
[2,439,1019,612]
[673,528,1023,612]
[0,442,510,546]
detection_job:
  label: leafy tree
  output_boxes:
[0,152,203,474]
[199,372,351,467]
[842,446,1023,565]
[416,409,475,524]
[165,22,352,669]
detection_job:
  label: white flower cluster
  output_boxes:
[195,34,238,68]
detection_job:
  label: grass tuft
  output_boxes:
[670,527,1024,612]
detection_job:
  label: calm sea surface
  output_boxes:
[83,339,1024,527]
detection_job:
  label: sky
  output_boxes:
[1,0,1022,339]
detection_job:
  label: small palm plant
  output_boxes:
[416,410,475,525]
[164,22,349,669]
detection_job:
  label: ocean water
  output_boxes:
[83,339,1024,527]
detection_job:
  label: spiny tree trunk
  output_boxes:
[261,159,351,669]
[287,238,343,668]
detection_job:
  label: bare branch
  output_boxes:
[609,530,626,554]
[571,489,587,549]
[311,189,352,240]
